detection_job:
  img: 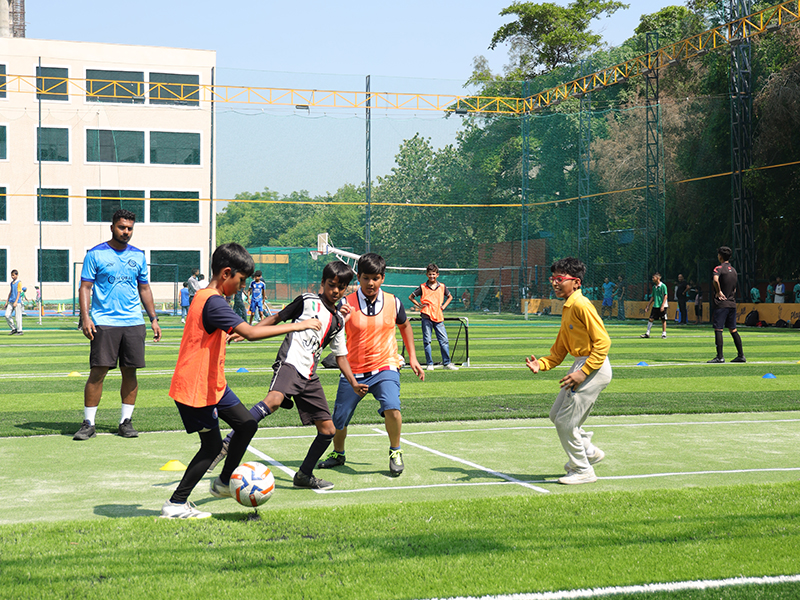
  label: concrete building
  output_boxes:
[0,35,216,306]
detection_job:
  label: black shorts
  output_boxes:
[650,306,667,322]
[89,324,146,369]
[695,304,702,317]
[713,306,737,330]
[270,362,331,426]
[174,386,243,433]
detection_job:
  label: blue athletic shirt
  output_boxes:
[81,242,149,326]
[250,280,266,303]
[9,280,22,303]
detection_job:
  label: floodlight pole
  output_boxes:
[365,74,371,254]
[37,56,42,325]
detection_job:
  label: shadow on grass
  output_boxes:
[432,466,564,484]
[15,421,86,435]
[94,504,161,518]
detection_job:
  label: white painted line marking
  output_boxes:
[417,574,800,600]
[245,444,330,495]
[378,428,549,494]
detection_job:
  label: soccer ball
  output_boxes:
[229,462,275,507]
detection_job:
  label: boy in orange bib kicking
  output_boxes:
[161,244,320,519]
[317,253,425,476]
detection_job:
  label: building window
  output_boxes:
[0,125,6,160]
[37,66,69,101]
[0,187,6,221]
[86,69,145,104]
[38,249,69,282]
[37,127,69,162]
[149,72,199,106]
[0,248,6,281]
[86,190,145,223]
[150,132,200,165]
[86,129,145,163]
[150,250,200,283]
[37,188,69,222]
[149,191,200,223]
[0,64,6,99]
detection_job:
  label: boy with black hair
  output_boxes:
[641,272,668,339]
[525,257,612,485]
[708,246,746,364]
[409,263,458,371]
[318,253,425,476]
[210,260,362,490]
[161,243,320,519]
[248,270,267,324]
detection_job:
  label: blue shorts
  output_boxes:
[250,299,263,312]
[602,297,613,307]
[332,370,401,430]
[174,386,241,433]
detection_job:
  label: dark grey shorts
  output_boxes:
[89,324,146,369]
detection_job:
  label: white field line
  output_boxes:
[377,427,550,494]
[418,574,800,600]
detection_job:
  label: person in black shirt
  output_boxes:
[676,274,689,325]
[708,246,746,363]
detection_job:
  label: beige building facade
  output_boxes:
[0,37,216,306]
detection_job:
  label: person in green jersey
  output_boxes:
[641,272,668,339]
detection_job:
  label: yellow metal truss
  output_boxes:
[1,1,796,114]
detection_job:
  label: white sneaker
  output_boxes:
[209,476,232,498]
[160,500,212,519]
[426,364,434,371]
[587,448,605,465]
[558,469,598,485]
[661,332,667,339]
[443,363,459,371]
[640,333,650,338]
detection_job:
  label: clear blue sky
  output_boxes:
[28,0,683,82]
[25,0,685,200]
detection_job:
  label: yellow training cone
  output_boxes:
[68,371,82,377]
[160,460,187,471]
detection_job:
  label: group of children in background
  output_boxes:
[164,245,611,518]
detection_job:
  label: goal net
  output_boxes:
[399,317,469,367]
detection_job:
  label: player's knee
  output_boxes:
[238,416,258,438]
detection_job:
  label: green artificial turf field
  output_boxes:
[0,314,798,600]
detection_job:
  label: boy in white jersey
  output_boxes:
[211,261,363,490]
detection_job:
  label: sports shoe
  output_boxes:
[118,418,139,438]
[731,355,746,363]
[317,450,346,469]
[209,476,232,498]
[588,447,605,465]
[558,469,597,485]
[707,357,725,364]
[73,420,96,441]
[13,330,22,335]
[661,332,667,339]
[160,500,211,519]
[293,470,334,490]
[389,448,404,476]
[443,363,459,371]
[8,329,16,335]
[640,333,650,338]
[426,364,435,371]
[207,438,229,472]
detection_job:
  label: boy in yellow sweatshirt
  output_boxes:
[525,257,612,485]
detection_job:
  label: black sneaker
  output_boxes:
[73,420,96,441]
[707,357,725,364]
[207,438,229,472]
[13,330,22,335]
[389,448,404,476]
[293,470,334,490]
[730,356,746,363]
[118,418,139,438]
[8,329,16,335]
[317,450,345,469]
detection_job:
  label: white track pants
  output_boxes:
[5,303,21,332]
[549,356,612,473]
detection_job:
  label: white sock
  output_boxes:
[84,406,98,426]
[120,403,135,423]
[646,322,653,334]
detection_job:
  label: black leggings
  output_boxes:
[170,402,257,504]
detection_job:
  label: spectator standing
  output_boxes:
[775,277,786,303]
[794,281,800,304]
[74,209,161,441]
[601,277,615,319]
[750,285,761,303]
[614,275,626,320]
[5,269,23,335]
[766,278,775,303]
[187,268,201,303]
[676,274,689,325]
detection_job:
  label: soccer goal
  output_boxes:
[400,317,470,367]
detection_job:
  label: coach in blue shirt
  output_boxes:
[73,209,162,441]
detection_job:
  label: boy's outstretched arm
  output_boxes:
[232,318,320,342]
[336,355,369,397]
[525,355,540,374]
[398,319,425,381]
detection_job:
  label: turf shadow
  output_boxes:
[94,504,161,518]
